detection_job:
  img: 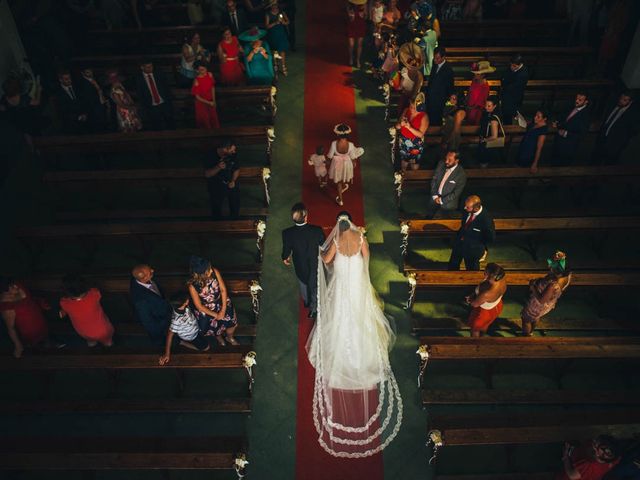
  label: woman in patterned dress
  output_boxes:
[187,256,238,346]
[107,70,142,132]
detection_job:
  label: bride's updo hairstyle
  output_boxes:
[336,210,353,232]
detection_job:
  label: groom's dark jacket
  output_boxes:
[282,222,325,285]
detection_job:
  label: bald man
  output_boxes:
[129,264,172,346]
[448,195,495,271]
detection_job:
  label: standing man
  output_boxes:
[448,195,495,271]
[223,0,248,36]
[204,139,241,220]
[551,92,590,166]
[426,46,454,126]
[592,91,638,165]
[129,264,172,347]
[281,203,325,318]
[136,61,175,131]
[500,53,529,125]
[78,67,109,132]
[426,150,467,218]
[464,263,507,337]
[55,69,89,134]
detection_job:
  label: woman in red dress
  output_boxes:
[466,61,494,125]
[191,62,220,129]
[0,278,50,358]
[347,0,367,68]
[217,27,245,86]
[59,275,114,347]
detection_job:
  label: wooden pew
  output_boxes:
[404,270,640,309]
[87,25,224,52]
[395,165,640,205]
[43,166,272,208]
[422,388,640,406]
[33,126,275,165]
[15,219,267,264]
[436,474,554,480]
[0,436,245,470]
[49,321,257,339]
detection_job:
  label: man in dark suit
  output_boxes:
[136,61,175,131]
[78,68,109,133]
[54,69,90,134]
[223,0,249,36]
[426,46,454,126]
[592,91,639,165]
[282,203,326,318]
[551,92,590,166]
[130,264,172,346]
[500,54,529,125]
[426,150,467,218]
[448,195,496,271]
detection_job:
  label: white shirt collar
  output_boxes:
[445,163,457,173]
[136,279,157,290]
[512,64,523,73]
[471,206,483,217]
[295,222,307,227]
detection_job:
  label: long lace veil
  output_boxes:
[306,216,403,458]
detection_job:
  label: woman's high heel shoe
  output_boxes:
[336,196,343,206]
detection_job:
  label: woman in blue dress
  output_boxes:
[239,28,275,85]
[517,110,548,173]
[264,1,290,75]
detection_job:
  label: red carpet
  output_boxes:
[294,0,384,478]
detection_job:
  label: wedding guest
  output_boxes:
[188,256,238,346]
[382,0,402,28]
[55,69,89,134]
[426,46,454,126]
[265,1,290,75]
[107,70,142,133]
[447,195,495,270]
[191,62,220,129]
[217,27,246,86]
[477,96,504,168]
[517,110,548,173]
[592,91,638,165]
[441,91,466,153]
[136,61,174,131]
[462,0,482,19]
[0,277,60,358]
[396,42,424,115]
[59,274,114,347]
[521,251,572,336]
[419,18,438,77]
[426,150,467,218]
[223,0,248,36]
[464,263,507,337]
[328,123,365,206]
[78,68,109,132]
[245,37,275,85]
[396,93,429,172]
[130,264,172,346]
[308,145,328,187]
[179,32,211,88]
[500,54,529,125]
[281,203,326,318]
[466,61,494,125]
[551,92,590,166]
[158,292,210,366]
[203,139,240,219]
[557,435,620,480]
[0,77,44,136]
[347,0,367,68]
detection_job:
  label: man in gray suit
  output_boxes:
[426,150,467,218]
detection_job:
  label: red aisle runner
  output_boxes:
[294,0,384,478]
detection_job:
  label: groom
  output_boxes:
[282,202,325,318]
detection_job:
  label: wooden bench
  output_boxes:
[395,165,640,205]
[16,219,267,266]
[422,388,640,406]
[405,270,640,309]
[0,436,245,470]
[400,216,640,259]
[49,321,257,339]
[87,25,224,52]
[436,474,554,480]
[33,126,275,165]
[43,166,272,207]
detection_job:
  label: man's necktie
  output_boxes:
[146,74,161,104]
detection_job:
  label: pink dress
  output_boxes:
[328,140,361,184]
[466,80,490,125]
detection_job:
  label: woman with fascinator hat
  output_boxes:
[520,251,572,336]
[306,211,402,458]
[327,124,365,206]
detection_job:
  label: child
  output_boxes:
[158,292,210,366]
[308,146,328,187]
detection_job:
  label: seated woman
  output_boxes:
[187,256,238,346]
[191,62,220,129]
[240,28,275,86]
[179,32,211,88]
[516,109,548,173]
[441,91,466,153]
[59,274,114,347]
[107,70,142,132]
[0,277,58,358]
[396,93,429,172]
[217,27,245,86]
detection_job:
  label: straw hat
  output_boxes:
[470,60,496,75]
[399,42,425,69]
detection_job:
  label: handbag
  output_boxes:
[485,115,505,149]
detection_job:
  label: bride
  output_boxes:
[306,212,402,458]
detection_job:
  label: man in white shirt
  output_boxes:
[426,150,467,218]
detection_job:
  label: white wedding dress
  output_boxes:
[306,217,402,458]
